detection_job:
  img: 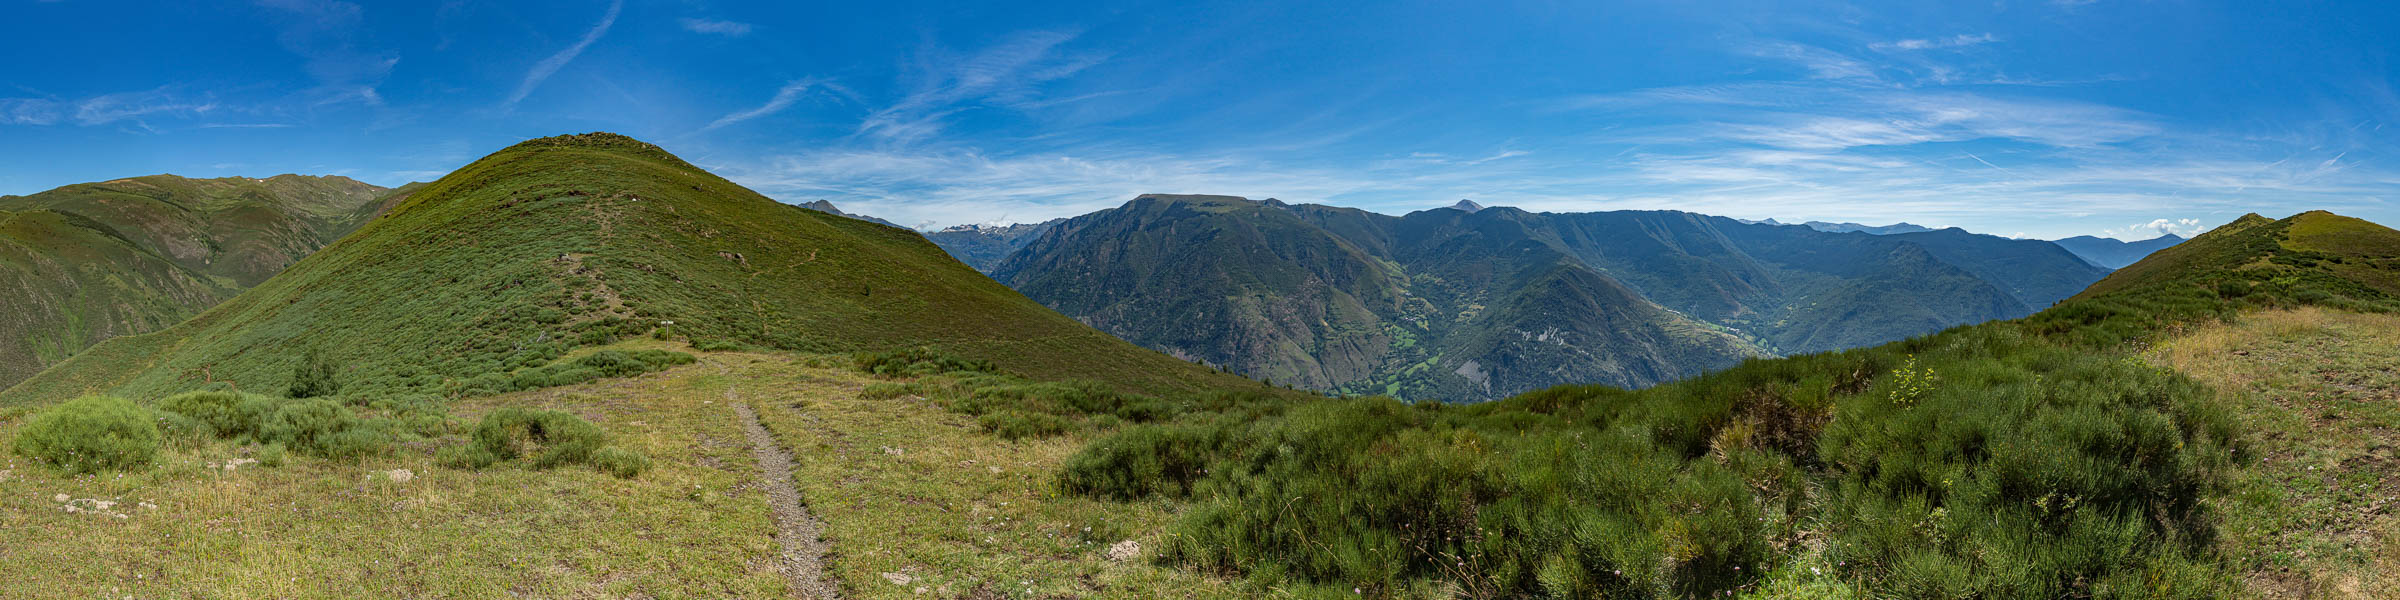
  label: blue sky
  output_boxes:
[2,0,2393,239]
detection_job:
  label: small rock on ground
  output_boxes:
[881,572,914,586]
[1107,540,1141,562]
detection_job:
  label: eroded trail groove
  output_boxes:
[732,385,841,599]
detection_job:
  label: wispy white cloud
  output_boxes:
[0,98,64,125]
[256,0,398,107]
[502,0,622,110]
[1871,33,1998,52]
[679,17,752,36]
[72,89,219,126]
[2099,218,2204,239]
[1741,41,1876,80]
[857,29,1107,142]
[703,80,818,132]
[0,89,222,128]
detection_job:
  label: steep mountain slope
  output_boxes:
[0,175,390,388]
[0,210,227,386]
[1880,227,2111,310]
[0,174,386,287]
[1516,211,2056,352]
[926,219,1065,272]
[337,181,429,231]
[2054,233,2186,268]
[995,197,2103,399]
[2,133,1234,405]
[998,196,1769,400]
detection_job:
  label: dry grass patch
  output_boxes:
[0,358,784,599]
[727,351,1276,599]
[2152,307,2400,599]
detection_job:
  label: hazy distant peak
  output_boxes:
[796,199,905,228]
[1447,199,1485,213]
[1802,221,1936,235]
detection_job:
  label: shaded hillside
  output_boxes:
[0,174,387,287]
[0,175,389,387]
[3,133,1238,405]
[0,210,227,386]
[995,196,1768,400]
[993,197,2104,400]
[2055,233,2185,268]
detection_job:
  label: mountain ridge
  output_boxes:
[3,133,1240,405]
[985,194,2103,399]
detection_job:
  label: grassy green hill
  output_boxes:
[1044,210,2400,597]
[0,175,390,388]
[1,133,1239,406]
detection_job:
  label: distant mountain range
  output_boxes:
[2053,233,2187,268]
[924,219,1066,272]
[0,174,396,387]
[1736,218,1938,235]
[934,195,2107,400]
[797,199,906,228]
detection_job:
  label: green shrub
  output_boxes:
[435,443,501,469]
[470,408,607,469]
[259,398,389,460]
[288,347,343,399]
[157,390,253,437]
[590,446,651,478]
[1060,423,1228,500]
[258,443,288,467]
[448,350,697,398]
[854,347,995,377]
[236,394,291,438]
[154,411,209,445]
[575,349,695,377]
[12,395,161,474]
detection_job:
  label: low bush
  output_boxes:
[1060,326,2242,597]
[854,347,995,377]
[158,390,251,437]
[259,398,390,460]
[471,407,606,468]
[455,408,643,477]
[1059,422,1230,500]
[13,395,161,474]
[288,347,343,399]
[445,349,696,398]
[589,446,651,478]
[575,349,695,377]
